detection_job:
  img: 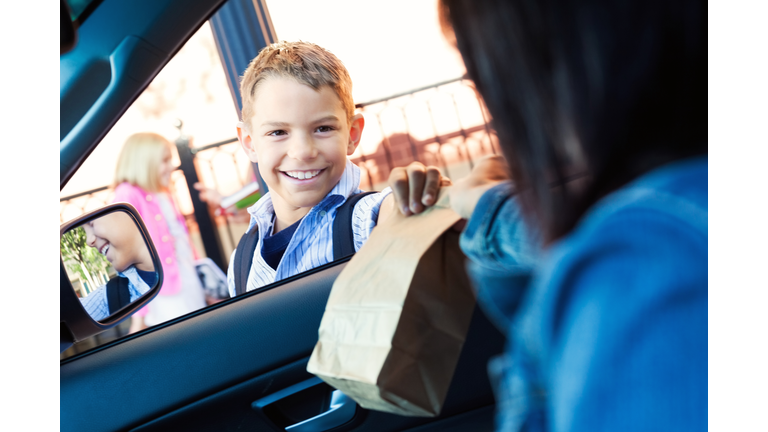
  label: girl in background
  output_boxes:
[113,132,207,333]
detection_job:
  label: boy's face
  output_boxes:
[237,76,364,211]
[83,212,153,273]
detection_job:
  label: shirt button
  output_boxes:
[155,214,162,221]
[165,257,173,264]
[162,235,169,242]
[319,211,327,217]
[145,195,153,201]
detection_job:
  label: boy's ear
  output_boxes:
[347,113,365,156]
[237,122,258,163]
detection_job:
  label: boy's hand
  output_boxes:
[388,162,451,216]
[449,155,511,219]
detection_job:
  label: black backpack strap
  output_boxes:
[333,191,377,260]
[234,225,260,296]
[107,276,131,315]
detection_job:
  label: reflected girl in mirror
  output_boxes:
[79,212,157,321]
[112,132,208,333]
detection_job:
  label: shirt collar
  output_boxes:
[245,160,362,233]
[118,266,152,296]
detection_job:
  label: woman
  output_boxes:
[391,0,706,430]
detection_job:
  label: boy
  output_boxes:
[228,41,443,296]
[78,211,157,321]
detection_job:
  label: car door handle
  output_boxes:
[252,377,357,431]
[286,389,356,432]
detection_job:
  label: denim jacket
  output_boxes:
[460,157,708,432]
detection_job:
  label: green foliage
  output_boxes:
[60,225,113,288]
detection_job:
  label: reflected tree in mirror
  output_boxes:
[61,226,115,296]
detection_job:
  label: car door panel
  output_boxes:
[61,259,504,432]
[61,259,344,431]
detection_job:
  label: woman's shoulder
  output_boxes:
[541,157,708,303]
[528,157,708,366]
[580,156,707,242]
[514,159,708,359]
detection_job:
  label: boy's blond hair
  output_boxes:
[114,132,173,192]
[240,41,354,130]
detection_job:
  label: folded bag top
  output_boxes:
[307,188,476,417]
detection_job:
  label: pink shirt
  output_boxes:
[112,183,197,307]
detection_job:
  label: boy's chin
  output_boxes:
[271,187,333,211]
[285,194,328,209]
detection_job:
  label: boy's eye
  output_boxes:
[266,130,287,137]
[315,126,335,133]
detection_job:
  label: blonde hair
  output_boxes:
[240,41,354,131]
[113,132,173,192]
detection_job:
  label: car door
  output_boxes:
[60,1,505,431]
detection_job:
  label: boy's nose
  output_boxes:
[287,134,319,161]
[84,230,96,247]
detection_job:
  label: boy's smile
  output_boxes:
[98,242,112,260]
[282,169,323,180]
[238,76,364,231]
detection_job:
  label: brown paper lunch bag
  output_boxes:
[306,188,476,417]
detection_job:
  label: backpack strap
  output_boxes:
[232,191,377,297]
[234,225,260,296]
[106,276,131,315]
[333,191,377,260]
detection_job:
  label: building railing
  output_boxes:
[60,77,498,272]
[352,77,499,190]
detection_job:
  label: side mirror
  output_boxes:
[60,203,163,353]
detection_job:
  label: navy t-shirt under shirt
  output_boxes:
[137,269,158,287]
[261,217,303,270]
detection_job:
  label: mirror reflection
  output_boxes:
[61,210,157,322]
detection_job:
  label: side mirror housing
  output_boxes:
[60,203,163,353]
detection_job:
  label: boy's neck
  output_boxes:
[271,198,312,234]
[134,262,154,272]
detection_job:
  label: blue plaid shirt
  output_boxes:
[79,266,152,321]
[227,160,391,296]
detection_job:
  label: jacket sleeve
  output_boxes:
[458,182,541,333]
[459,182,540,271]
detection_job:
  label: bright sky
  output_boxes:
[267,0,465,104]
[61,0,465,198]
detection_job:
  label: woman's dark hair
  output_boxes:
[440,0,707,242]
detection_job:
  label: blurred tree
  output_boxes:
[60,226,112,294]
